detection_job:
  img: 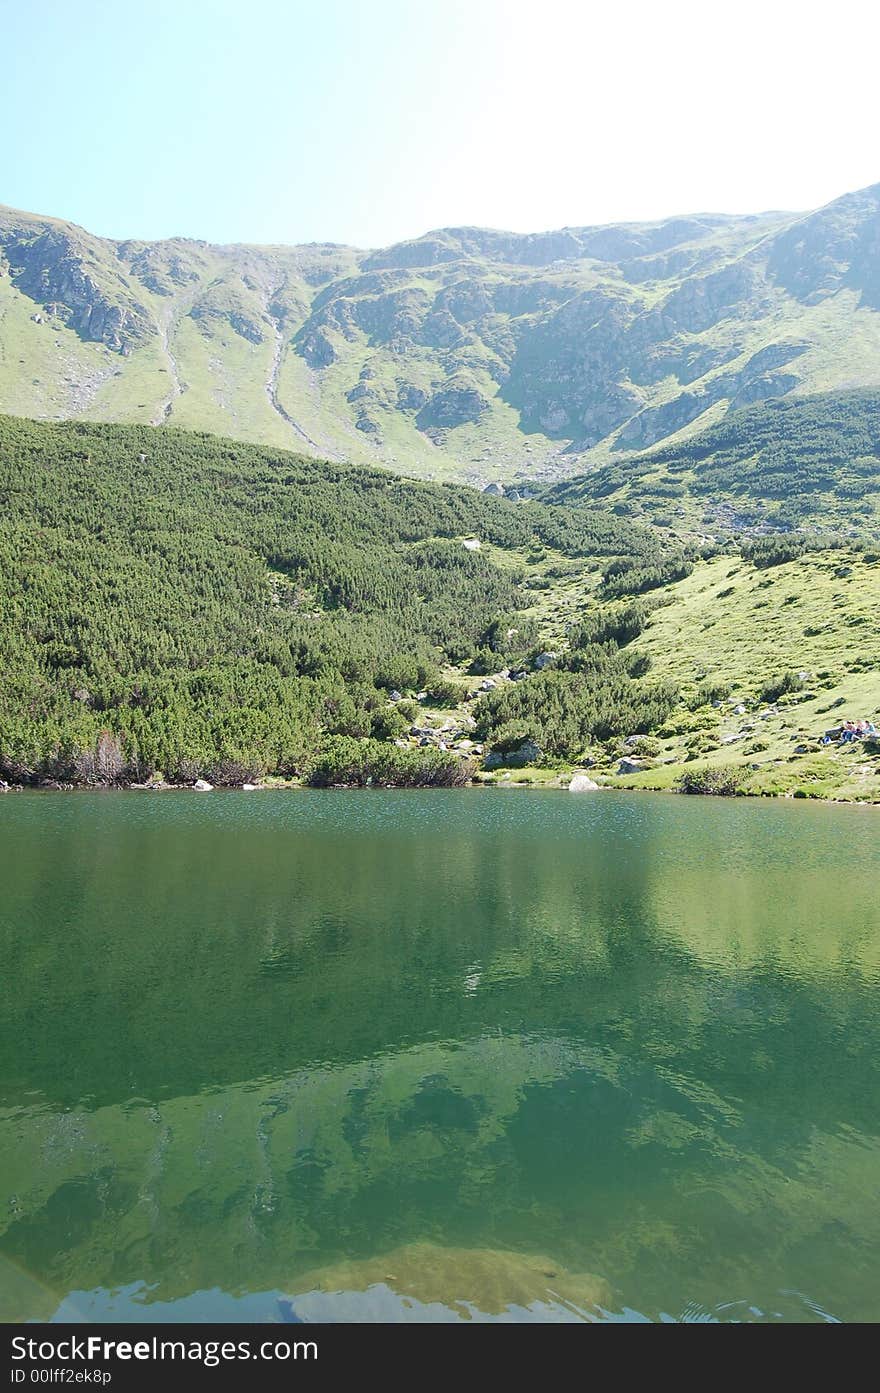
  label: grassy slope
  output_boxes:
[378,526,879,802]
[487,549,880,801]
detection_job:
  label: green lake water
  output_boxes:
[0,789,878,1323]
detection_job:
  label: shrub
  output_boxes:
[741,537,806,568]
[570,600,649,650]
[760,670,805,703]
[625,735,662,757]
[205,757,264,786]
[425,678,466,707]
[307,737,474,788]
[690,679,732,709]
[677,766,744,796]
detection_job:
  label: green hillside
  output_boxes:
[4,182,880,483]
[0,415,672,787]
[1,414,877,801]
[541,389,880,535]
[576,548,880,803]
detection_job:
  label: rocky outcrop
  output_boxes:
[0,224,152,350]
[416,381,489,431]
[297,325,337,367]
[396,382,428,411]
[617,757,645,775]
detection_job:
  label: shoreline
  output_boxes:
[2,778,878,806]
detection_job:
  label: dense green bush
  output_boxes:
[678,766,744,796]
[306,737,474,787]
[569,600,649,650]
[741,536,807,568]
[760,670,805,703]
[690,679,732,709]
[475,649,677,759]
[601,552,693,598]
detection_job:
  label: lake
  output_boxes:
[0,789,878,1323]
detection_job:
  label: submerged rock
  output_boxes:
[283,1242,611,1321]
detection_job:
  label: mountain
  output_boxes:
[4,182,880,484]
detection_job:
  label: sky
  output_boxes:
[3,0,879,248]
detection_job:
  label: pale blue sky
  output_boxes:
[4,0,879,247]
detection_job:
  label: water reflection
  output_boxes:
[1,791,878,1322]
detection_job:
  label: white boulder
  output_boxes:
[568,774,599,791]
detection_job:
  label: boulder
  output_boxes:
[505,739,542,767]
[461,538,481,551]
[192,778,213,791]
[568,774,599,791]
[533,651,558,670]
[617,758,644,775]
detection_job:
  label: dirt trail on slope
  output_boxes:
[151,302,187,426]
[264,287,339,457]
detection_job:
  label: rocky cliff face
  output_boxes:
[0,220,152,350]
[2,182,880,478]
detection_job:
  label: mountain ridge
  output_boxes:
[2,182,880,481]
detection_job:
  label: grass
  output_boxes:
[588,550,880,801]
[447,547,880,803]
